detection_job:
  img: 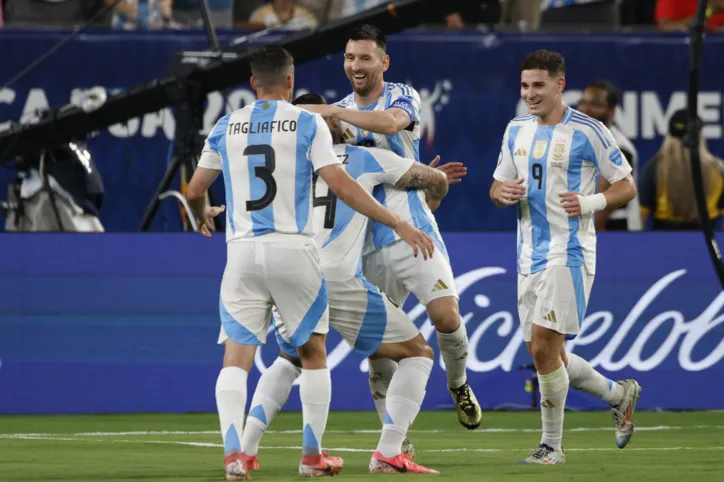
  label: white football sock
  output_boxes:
[376,357,433,458]
[437,325,469,389]
[242,357,301,456]
[215,367,248,457]
[538,364,569,452]
[300,368,331,459]
[566,353,623,405]
[368,358,398,425]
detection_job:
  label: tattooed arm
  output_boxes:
[395,163,449,204]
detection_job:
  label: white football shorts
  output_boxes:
[517,265,594,342]
[217,236,329,350]
[362,237,457,307]
[275,274,419,358]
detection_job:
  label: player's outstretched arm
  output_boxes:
[560,174,637,218]
[395,161,449,201]
[317,164,435,259]
[299,104,411,136]
[490,179,526,208]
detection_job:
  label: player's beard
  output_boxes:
[348,72,378,97]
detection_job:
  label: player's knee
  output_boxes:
[529,339,552,366]
[402,335,434,360]
[426,296,461,333]
[222,340,256,372]
[416,342,435,361]
[279,350,302,368]
[297,333,327,369]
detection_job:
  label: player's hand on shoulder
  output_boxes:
[429,155,467,185]
[198,205,225,238]
[394,220,435,260]
[494,179,526,206]
[559,192,582,217]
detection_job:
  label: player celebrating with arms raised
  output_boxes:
[300,24,481,435]
[489,50,642,464]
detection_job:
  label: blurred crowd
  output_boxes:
[1,0,723,31]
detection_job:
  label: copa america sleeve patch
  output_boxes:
[609,148,623,166]
[389,98,417,121]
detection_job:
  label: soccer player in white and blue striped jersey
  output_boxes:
[238,93,450,476]
[298,23,482,435]
[185,45,434,480]
[490,50,642,465]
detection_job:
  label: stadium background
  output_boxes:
[0,0,722,422]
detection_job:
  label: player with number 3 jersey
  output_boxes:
[186,45,434,480]
[237,93,450,476]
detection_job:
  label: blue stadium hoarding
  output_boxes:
[0,232,721,414]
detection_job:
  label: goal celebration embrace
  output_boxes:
[6,2,724,482]
[187,24,646,479]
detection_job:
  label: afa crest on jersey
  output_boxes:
[533,140,548,159]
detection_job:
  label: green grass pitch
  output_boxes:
[1,410,722,481]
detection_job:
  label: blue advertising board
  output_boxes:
[0,232,722,414]
[1,30,723,232]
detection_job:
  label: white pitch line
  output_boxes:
[6,437,724,453]
[2,425,723,439]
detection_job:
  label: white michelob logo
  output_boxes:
[254,267,724,377]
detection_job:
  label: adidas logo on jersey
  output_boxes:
[514,147,528,157]
[543,311,558,323]
[342,128,355,141]
[431,279,448,292]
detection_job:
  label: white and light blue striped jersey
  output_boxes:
[198,100,340,243]
[493,107,632,275]
[313,144,414,282]
[335,82,433,253]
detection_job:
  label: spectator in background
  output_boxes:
[577,80,641,231]
[106,0,175,29]
[500,0,541,31]
[540,0,619,26]
[249,0,317,30]
[173,0,233,29]
[639,109,724,231]
[0,0,4,28]
[444,0,501,29]
[655,0,724,31]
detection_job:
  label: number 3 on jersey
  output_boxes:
[244,144,277,212]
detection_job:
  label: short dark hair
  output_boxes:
[250,45,294,89]
[348,24,386,51]
[520,50,565,78]
[586,80,621,108]
[292,93,327,106]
